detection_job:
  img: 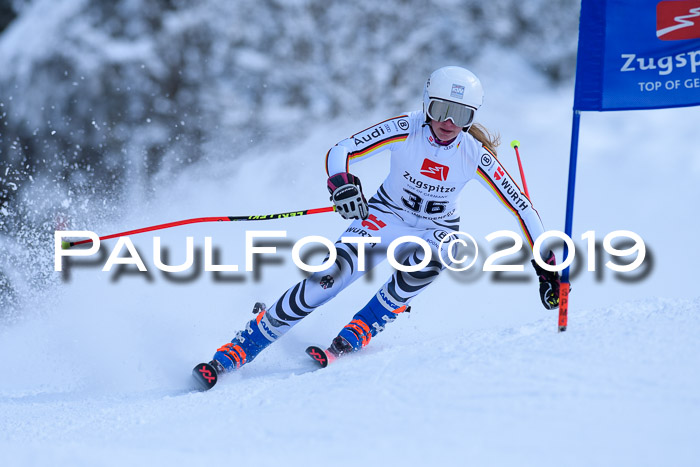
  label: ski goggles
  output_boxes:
[426,98,475,128]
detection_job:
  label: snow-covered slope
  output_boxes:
[2,297,698,466]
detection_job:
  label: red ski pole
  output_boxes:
[61,206,336,249]
[510,140,531,199]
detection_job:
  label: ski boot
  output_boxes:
[213,302,277,371]
[306,295,410,368]
[193,303,277,390]
[337,295,409,351]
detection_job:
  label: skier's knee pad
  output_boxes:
[304,263,347,306]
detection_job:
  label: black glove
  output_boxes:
[531,250,560,310]
[327,172,369,220]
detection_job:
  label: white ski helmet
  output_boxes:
[423,66,484,130]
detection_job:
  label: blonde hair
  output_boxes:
[468,123,500,155]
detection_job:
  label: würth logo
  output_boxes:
[657,0,700,40]
[494,166,505,181]
[420,159,449,181]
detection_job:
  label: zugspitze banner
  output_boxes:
[574,0,700,111]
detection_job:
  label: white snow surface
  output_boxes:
[2,55,700,466]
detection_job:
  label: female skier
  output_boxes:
[204,66,560,375]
